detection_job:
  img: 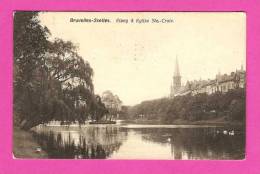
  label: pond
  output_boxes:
[32,124,245,160]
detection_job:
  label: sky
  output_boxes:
[39,12,246,106]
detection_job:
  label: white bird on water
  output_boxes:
[229,130,235,136]
[35,147,42,153]
[223,130,228,135]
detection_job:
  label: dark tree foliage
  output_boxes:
[128,88,245,123]
[14,12,105,130]
[90,95,108,121]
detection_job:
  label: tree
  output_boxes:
[229,99,245,121]
[14,12,50,129]
[14,12,98,129]
[126,88,245,124]
[101,91,122,120]
[90,95,108,121]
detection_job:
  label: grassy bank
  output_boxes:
[13,127,48,159]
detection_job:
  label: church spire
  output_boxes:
[174,56,180,77]
[170,56,182,98]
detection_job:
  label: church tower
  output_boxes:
[170,57,181,97]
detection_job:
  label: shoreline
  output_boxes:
[123,119,245,126]
[40,119,245,127]
[13,126,48,159]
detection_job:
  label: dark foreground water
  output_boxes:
[32,124,245,159]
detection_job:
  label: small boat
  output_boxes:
[89,120,116,124]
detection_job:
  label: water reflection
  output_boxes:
[138,127,245,159]
[33,126,127,159]
[32,125,245,159]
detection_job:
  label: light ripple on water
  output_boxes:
[120,124,222,129]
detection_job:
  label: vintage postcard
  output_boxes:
[13,12,246,160]
[1,0,260,172]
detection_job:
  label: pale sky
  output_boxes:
[39,12,246,106]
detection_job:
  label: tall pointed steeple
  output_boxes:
[170,56,182,97]
[174,56,180,77]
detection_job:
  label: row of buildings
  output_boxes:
[170,58,246,97]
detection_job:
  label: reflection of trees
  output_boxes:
[33,126,127,159]
[33,126,244,159]
[139,127,245,159]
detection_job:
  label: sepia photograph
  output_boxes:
[13,12,246,160]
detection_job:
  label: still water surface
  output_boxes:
[32,124,245,159]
